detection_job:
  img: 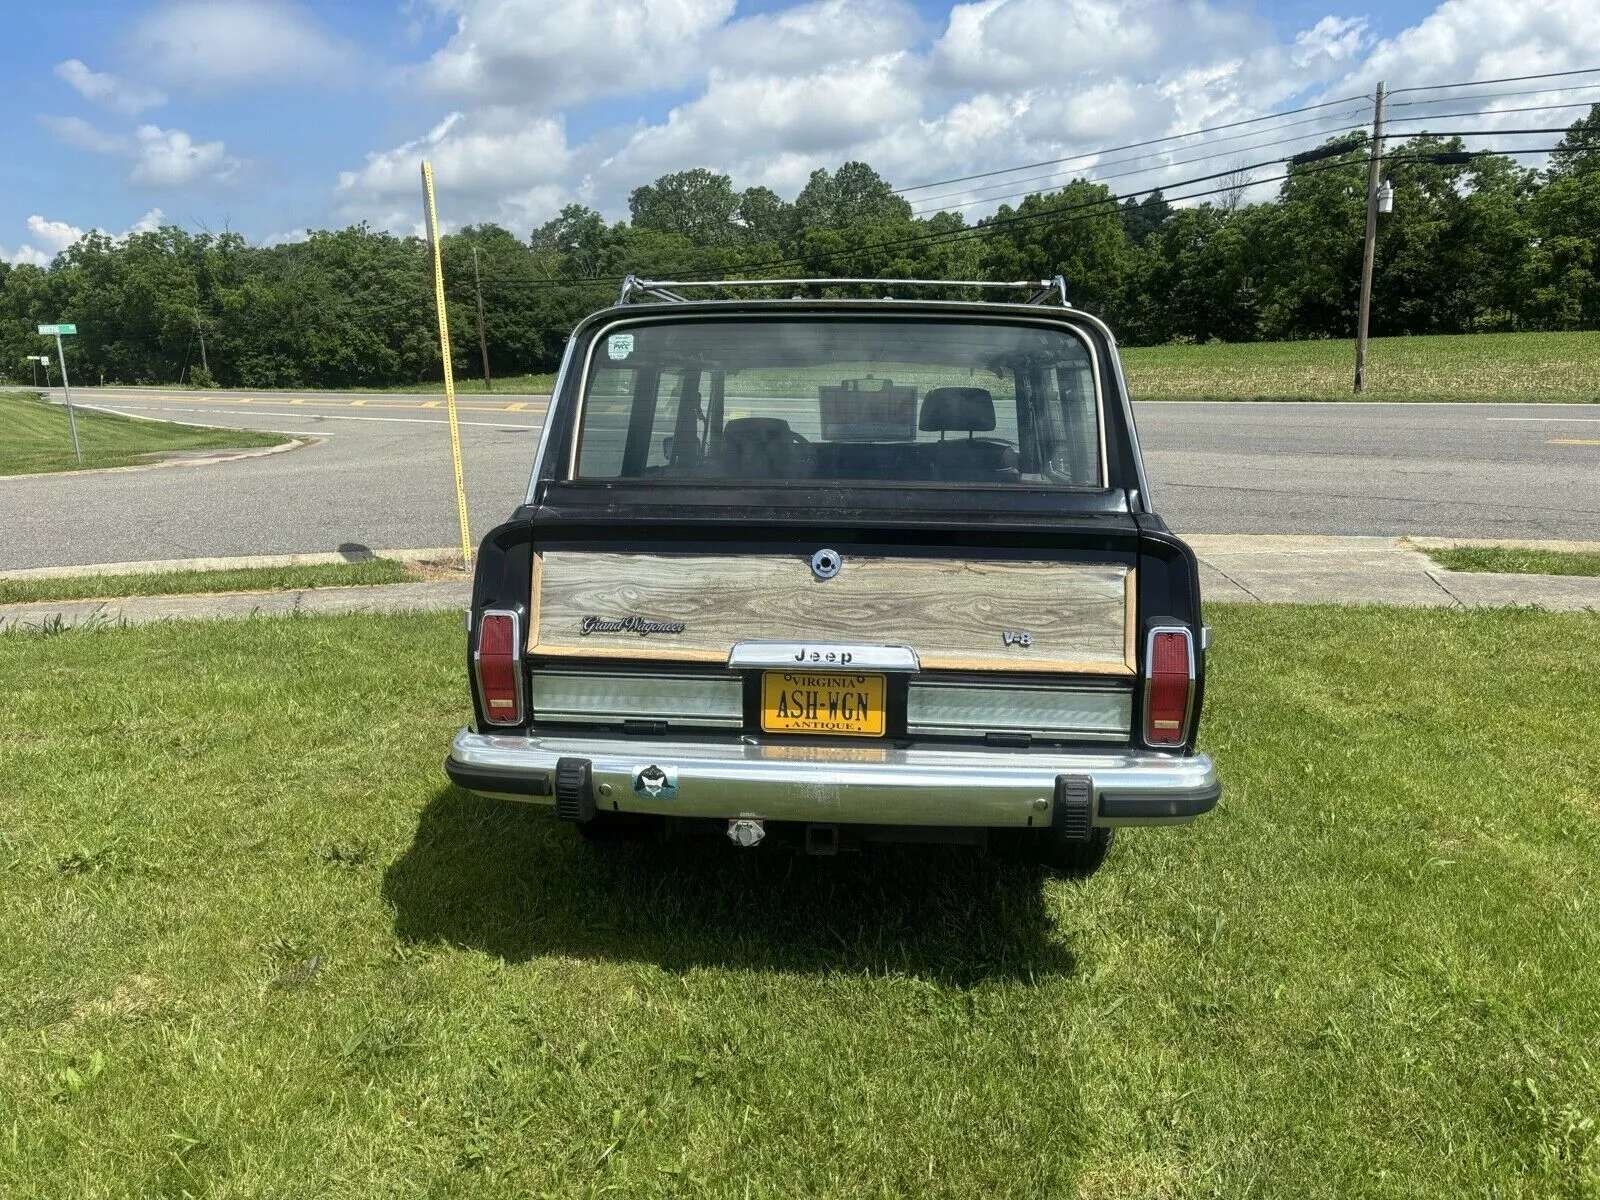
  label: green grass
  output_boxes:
[1,605,1598,1197]
[1425,546,1600,577]
[0,393,286,475]
[1121,330,1600,402]
[0,559,417,606]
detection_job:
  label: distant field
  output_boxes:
[1121,330,1600,402]
[0,393,286,475]
[2,605,1597,1196]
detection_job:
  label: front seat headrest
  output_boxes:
[919,387,995,433]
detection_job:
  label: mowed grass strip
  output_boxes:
[1122,329,1600,402]
[1,606,1597,1197]
[1425,546,1600,577]
[0,559,417,606]
[0,392,286,475]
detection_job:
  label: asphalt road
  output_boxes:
[2,389,1597,570]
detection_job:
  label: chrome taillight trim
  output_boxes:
[906,681,1133,740]
[529,671,744,728]
[1143,625,1196,747]
[474,609,525,727]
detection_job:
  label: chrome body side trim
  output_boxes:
[446,729,1218,827]
[729,641,921,672]
[529,671,743,728]
[905,682,1132,739]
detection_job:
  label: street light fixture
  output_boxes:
[1377,179,1394,214]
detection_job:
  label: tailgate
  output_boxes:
[528,547,1136,676]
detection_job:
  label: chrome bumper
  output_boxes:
[445,729,1219,828]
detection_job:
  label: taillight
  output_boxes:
[1144,626,1194,747]
[474,610,523,725]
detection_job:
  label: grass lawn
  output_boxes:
[1425,546,1600,578]
[1,606,1597,1197]
[0,559,418,606]
[1121,330,1600,402]
[0,393,286,475]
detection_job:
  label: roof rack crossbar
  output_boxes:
[617,274,1071,307]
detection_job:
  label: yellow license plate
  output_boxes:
[761,671,887,737]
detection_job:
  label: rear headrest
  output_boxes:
[919,387,995,433]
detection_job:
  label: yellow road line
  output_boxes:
[1548,438,1600,446]
[85,393,525,416]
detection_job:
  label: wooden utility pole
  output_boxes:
[471,245,492,392]
[1354,81,1386,393]
[194,308,210,378]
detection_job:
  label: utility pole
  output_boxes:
[1354,81,1386,393]
[193,308,210,379]
[471,245,492,392]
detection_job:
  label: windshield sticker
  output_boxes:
[607,333,634,360]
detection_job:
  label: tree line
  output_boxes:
[2,107,1597,389]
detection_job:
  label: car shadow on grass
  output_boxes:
[382,787,1075,987]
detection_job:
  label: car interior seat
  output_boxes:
[918,387,1020,482]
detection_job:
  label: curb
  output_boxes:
[0,547,459,582]
[0,435,312,483]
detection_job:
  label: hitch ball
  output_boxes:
[727,818,766,848]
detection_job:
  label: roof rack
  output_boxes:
[617,275,1071,308]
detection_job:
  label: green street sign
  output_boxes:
[38,323,77,336]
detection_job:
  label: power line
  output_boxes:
[1384,99,1600,123]
[913,124,1569,217]
[891,93,1372,195]
[908,110,1371,214]
[459,143,1562,294]
[717,145,1566,279]
[1388,81,1600,108]
[1388,65,1600,96]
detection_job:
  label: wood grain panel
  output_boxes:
[531,552,1135,675]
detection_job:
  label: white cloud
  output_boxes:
[54,59,167,114]
[43,112,241,189]
[127,207,167,235]
[420,0,736,107]
[334,0,1597,231]
[335,108,570,228]
[0,244,53,268]
[2,208,167,267]
[132,125,241,187]
[131,0,358,89]
[41,115,133,156]
[714,0,921,73]
[26,215,87,254]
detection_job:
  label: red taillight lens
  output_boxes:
[475,611,523,725]
[1144,628,1193,746]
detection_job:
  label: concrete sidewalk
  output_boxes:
[1,536,1596,633]
[1190,535,1600,610]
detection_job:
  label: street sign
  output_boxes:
[38,323,76,335]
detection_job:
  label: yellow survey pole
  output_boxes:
[421,159,473,569]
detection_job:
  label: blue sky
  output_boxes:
[2,0,1592,264]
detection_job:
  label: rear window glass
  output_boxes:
[572,318,1102,488]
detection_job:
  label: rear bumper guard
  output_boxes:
[444,729,1219,828]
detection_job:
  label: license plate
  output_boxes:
[761,671,886,737]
